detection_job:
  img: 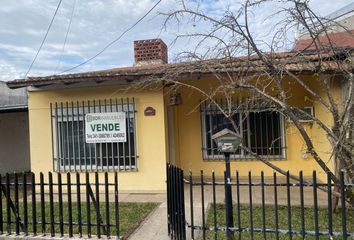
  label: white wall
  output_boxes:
[0,111,30,174]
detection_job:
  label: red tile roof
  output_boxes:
[293,30,354,51]
[7,48,353,89]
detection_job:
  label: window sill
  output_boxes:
[57,166,138,172]
[202,156,286,161]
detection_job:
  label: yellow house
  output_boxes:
[6,39,351,191]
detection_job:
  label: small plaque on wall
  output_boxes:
[144,107,156,116]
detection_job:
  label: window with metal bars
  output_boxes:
[201,104,285,159]
[50,99,137,172]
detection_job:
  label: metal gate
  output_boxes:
[167,164,186,240]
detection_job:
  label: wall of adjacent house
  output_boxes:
[0,111,30,174]
[168,75,338,182]
[28,84,168,192]
[0,81,27,107]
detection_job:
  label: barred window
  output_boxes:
[50,99,137,172]
[201,104,285,159]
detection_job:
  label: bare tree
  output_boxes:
[135,0,354,208]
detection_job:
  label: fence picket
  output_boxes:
[67,173,73,238]
[313,171,319,240]
[76,172,82,237]
[189,170,194,240]
[181,169,186,240]
[340,170,347,240]
[249,171,254,240]
[171,166,176,239]
[261,171,266,240]
[212,171,217,240]
[58,173,63,237]
[49,172,54,237]
[274,172,279,240]
[86,173,91,238]
[179,167,183,240]
[327,171,333,238]
[31,173,37,235]
[15,173,19,235]
[105,172,110,238]
[299,171,305,239]
[167,164,171,236]
[176,166,181,240]
[40,172,45,235]
[286,171,292,239]
[201,170,206,240]
[6,173,11,235]
[95,172,101,238]
[236,171,241,237]
[23,172,28,236]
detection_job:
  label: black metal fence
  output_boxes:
[166,164,354,240]
[167,164,186,240]
[0,171,120,238]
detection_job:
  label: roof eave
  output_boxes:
[6,68,351,89]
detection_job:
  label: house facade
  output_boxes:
[7,39,352,191]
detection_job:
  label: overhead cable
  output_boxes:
[59,0,162,74]
[24,0,63,78]
[55,0,77,73]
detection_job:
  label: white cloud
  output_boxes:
[0,0,352,81]
[0,60,23,81]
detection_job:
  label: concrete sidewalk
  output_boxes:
[129,202,169,240]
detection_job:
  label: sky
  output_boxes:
[0,0,352,81]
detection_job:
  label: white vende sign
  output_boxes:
[85,112,126,143]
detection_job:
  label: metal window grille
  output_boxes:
[50,98,137,172]
[201,101,286,159]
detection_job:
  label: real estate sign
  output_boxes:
[85,112,126,143]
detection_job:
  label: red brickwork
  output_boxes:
[134,39,168,64]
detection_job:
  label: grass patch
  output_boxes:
[206,204,354,240]
[1,201,158,238]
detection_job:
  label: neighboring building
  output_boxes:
[0,81,30,174]
[294,3,354,50]
[294,5,354,178]
[7,38,352,191]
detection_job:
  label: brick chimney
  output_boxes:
[134,39,168,66]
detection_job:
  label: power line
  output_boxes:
[55,0,77,73]
[59,0,162,74]
[24,0,63,78]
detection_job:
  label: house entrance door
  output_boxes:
[167,106,176,165]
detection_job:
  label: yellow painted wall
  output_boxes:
[167,75,339,182]
[27,73,340,189]
[28,84,167,192]
[310,75,343,175]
